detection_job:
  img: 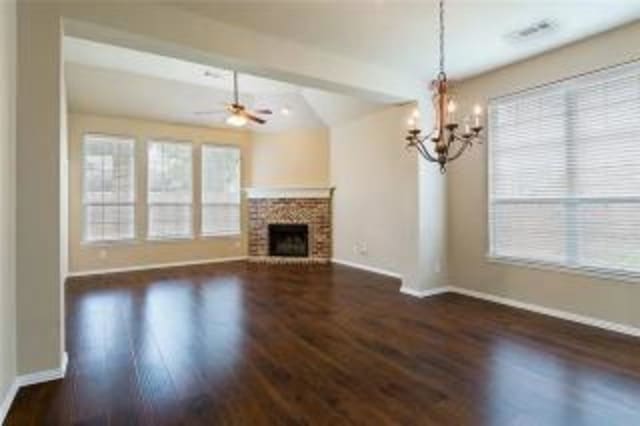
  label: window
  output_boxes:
[82,134,135,242]
[147,140,193,239]
[489,61,640,277]
[201,145,241,236]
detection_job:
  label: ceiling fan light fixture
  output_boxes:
[198,71,271,126]
[226,113,248,127]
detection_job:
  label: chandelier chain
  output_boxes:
[439,0,445,75]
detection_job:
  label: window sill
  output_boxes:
[486,254,640,284]
[200,232,242,239]
[82,239,139,247]
[146,236,195,243]
[82,234,242,246]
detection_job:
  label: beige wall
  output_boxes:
[68,113,252,273]
[250,127,329,187]
[59,44,69,361]
[329,100,446,292]
[16,1,64,376]
[449,21,640,328]
[330,105,420,288]
[0,0,16,411]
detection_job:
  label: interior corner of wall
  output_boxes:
[400,275,419,293]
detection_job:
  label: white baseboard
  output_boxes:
[0,352,68,423]
[0,380,19,424]
[67,256,248,278]
[398,284,640,338]
[16,351,68,388]
[331,258,402,280]
[399,284,640,338]
[400,286,448,298]
[447,286,640,338]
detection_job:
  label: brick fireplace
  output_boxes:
[246,187,334,263]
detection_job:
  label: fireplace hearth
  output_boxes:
[269,224,309,257]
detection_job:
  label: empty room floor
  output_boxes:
[5,262,640,425]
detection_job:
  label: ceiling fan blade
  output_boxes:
[244,112,266,124]
[194,110,226,115]
[253,109,273,115]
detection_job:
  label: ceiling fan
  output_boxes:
[196,71,272,127]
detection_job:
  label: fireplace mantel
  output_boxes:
[244,186,335,199]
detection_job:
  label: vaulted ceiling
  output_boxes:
[64,37,385,132]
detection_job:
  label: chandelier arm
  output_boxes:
[451,139,469,149]
[421,130,437,144]
[414,142,436,162]
[414,140,439,163]
[451,134,478,146]
[447,140,472,162]
[455,133,481,142]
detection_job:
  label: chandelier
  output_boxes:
[405,0,484,173]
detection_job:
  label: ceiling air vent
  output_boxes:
[506,20,556,42]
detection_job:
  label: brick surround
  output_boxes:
[248,197,332,263]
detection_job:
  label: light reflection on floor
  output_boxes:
[485,337,640,426]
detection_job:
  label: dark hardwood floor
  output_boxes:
[5,261,640,425]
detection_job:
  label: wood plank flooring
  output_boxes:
[5,261,640,425]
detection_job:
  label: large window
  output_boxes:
[83,134,135,242]
[201,145,241,236]
[147,140,193,239]
[488,62,640,278]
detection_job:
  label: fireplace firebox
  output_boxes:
[268,224,309,257]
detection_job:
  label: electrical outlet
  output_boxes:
[359,243,368,255]
[352,242,368,256]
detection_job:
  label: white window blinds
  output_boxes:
[489,61,640,278]
[83,134,135,242]
[201,145,241,236]
[147,140,193,239]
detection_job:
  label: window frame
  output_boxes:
[486,60,640,283]
[146,139,195,241]
[200,142,242,238]
[81,132,137,245]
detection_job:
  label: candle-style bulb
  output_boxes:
[464,117,471,135]
[407,118,416,128]
[446,100,457,124]
[473,104,482,128]
[412,108,420,119]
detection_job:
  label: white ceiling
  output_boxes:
[65,36,300,95]
[175,0,640,80]
[64,37,384,132]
